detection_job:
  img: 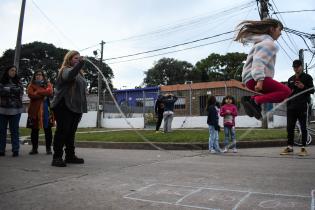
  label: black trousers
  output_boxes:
[155,113,163,131]
[52,100,82,159]
[31,127,52,151]
[287,108,307,146]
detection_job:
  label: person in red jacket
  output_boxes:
[220,95,238,153]
[27,70,54,155]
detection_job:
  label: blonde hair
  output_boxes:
[58,50,83,77]
[234,19,283,43]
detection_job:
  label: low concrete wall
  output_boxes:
[19,112,286,129]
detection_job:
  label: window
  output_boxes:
[136,97,154,107]
[175,97,186,109]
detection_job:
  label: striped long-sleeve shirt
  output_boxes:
[242,34,279,84]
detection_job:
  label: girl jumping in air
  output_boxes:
[235,19,291,119]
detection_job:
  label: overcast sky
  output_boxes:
[1,0,314,89]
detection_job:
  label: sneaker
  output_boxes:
[222,148,228,153]
[298,148,308,156]
[65,155,84,164]
[241,96,254,117]
[280,147,293,155]
[0,152,5,156]
[210,149,216,154]
[241,96,262,119]
[12,151,19,157]
[51,158,66,167]
[232,148,238,153]
[29,150,38,155]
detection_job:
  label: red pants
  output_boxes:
[246,77,291,104]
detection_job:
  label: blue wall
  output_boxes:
[113,86,159,107]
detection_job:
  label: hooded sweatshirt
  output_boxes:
[242,34,279,84]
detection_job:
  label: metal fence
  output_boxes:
[87,88,289,118]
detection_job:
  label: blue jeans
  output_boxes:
[0,114,21,153]
[208,125,220,151]
[224,126,236,149]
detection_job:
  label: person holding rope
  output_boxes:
[235,19,291,120]
[50,50,87,167]
[281,60,314,156]
[154,95,165,133]
[161,93,177,133]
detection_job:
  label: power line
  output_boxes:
[79,43,99,52]
[269,0,300,53]
[273,9,315,14]
[104,30,234,61]
[31,0,78,48]
[107,38,233,65]
[105,1,255,44]
[276,41,293,61]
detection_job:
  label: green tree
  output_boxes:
[0,41,114,93]
[143,57,194,86]
[195,52,247,82]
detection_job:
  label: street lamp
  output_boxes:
[185,81,193,116]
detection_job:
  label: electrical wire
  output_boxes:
[79,43,100,52]
[269,0,300,52]
[276,41,293,61]
[104,31,234,61]
[104,1,255,44]
[107,38,233,65]
[273,9,315,14]
[31,0,78,48]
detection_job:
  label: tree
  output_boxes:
[195,52,247,82]
[0,41,114,93]
[143,57,194,86]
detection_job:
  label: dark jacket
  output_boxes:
[162,95,178,112]
[207,105,219,126]
[287,72,314,110]
[0,81,24,115]
[51,61,87,113]
[154,98,164,115]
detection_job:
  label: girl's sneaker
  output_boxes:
[210,149,216,154]
[233,148,238,153]
[222,147,228,153]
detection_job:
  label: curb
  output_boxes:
[19,139,307,150]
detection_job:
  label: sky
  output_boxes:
[0,0,315,89]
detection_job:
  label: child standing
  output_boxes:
[235,19,291,120]
[206,96,221,153]
[220,95,238,153]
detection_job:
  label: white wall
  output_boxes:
[20,112,286,129]
[102,117,144,129]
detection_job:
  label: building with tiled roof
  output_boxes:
[160,80,257,116]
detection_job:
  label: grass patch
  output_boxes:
[19,128,287,143]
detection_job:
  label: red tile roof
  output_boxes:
[160,80,257,93]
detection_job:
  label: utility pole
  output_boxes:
[96,40,105,128]
[259,0,270,20]
[14,0,27,73]
[299,49,305,71]
[259,0,270,129]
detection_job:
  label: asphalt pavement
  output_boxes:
[0,144,314,210]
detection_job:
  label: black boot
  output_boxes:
[12,151,19,157]
[29,149,38,155]
[65,155,84,164]
[51,158,66,167]
[46,148,52,155]
[241,96,262,119]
